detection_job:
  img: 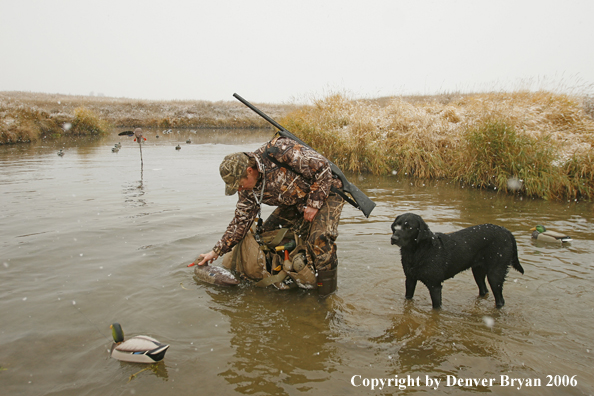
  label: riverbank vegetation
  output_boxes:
[2,90,594,201]
[0,91,295,143]
[281,91,594,201]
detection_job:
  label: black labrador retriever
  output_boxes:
[391,213,524,309]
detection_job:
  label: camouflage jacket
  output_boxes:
[213,137,341,256]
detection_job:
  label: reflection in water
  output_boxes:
[123,180,146,206]
[124,361,169,382]
[206,288,341,394]
[369,305,511,376]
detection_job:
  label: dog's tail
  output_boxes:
[511,235,524,274]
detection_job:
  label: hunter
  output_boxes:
[195,135,345,296]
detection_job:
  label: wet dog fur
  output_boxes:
[390,213,524,309]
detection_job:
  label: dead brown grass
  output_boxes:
[4,89,594,201]
[281,91,594,201]
[0,91,298,135]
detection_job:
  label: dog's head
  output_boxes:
[391,213,433,247]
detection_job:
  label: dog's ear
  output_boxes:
[415,217,433,243]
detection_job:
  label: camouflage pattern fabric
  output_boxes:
[213,136,343,258]
[262,192,345,271]
[219,152,250,196]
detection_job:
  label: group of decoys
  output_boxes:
[56,137,575,246]
[115,128,190,151]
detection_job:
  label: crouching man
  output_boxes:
[195,136,345,296]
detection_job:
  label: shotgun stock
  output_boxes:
[233,93,376,218]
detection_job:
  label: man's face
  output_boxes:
[237,167,258,192]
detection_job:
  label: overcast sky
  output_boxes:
[1,0,592,103]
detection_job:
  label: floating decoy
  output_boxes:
[175,145,181,150]
[186,139,191,144]
[531,225,572,243]
[115,142,122,148]
[57,149,64,156]
[110,323,169,364]
[112,147,119,153]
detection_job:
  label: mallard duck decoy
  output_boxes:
[531,225,572,243]
[175,145,181,150]
[110,322,169,363]
[57,149,64,156]
[111,147,119,153]
[115,142,122,148]
[186,139,191,144]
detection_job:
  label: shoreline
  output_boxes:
[0,91,299,143]
[3,90,594,202]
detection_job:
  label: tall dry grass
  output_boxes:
[0,105,110,143]
[0,91,296,138]
[4,90,594,201]
[281,91,594,201]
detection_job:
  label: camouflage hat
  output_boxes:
[220,152,249,196]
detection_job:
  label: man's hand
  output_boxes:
[304,206,319,222]
[194,250,219,266]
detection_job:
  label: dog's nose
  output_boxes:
[391,235,399,245]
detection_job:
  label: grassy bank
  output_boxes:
[0,91,297,144]
[281,91,594,201]
[0,104,111,143]
[3,90,594,202]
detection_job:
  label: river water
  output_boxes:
[1,129,593,395]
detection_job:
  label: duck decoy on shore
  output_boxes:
[110,322,169,364]
[531,225,572,243]
[175,144,181,150]
[112,146,119,153]
[57,149,64,156]
[186,139,191,144]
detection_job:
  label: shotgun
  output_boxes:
[233,93,376,218]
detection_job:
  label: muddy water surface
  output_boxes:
[1,129,593,395]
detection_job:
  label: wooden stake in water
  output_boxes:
[118,128,147,186]
[133,128,145,186]
[138,138,144,185]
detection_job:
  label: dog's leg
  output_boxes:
[472,266,489,296]
[427,283,443,309]
[405,278,417,299]
[487,275,505,308]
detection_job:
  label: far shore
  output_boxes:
[1,91,302,144]
[3,90,594,202]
